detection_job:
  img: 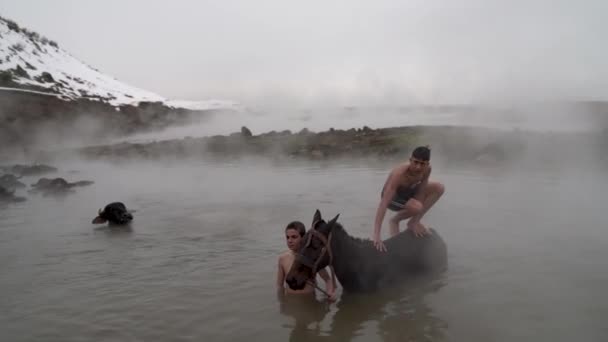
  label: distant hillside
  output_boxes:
[0,16,241,109]
[0,16,169,105]
[0,15,244,150]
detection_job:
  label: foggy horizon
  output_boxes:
[2,3,608,341]
[2,0,607,108]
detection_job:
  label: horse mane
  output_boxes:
[332,222,369,246]
[329,222,379,262]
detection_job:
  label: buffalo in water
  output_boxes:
[29,177,94,195]
[92,202,135,226]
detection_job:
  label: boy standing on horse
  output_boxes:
[277,221,337,300]
[373,146,445,252]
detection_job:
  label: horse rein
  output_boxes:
[298,219,337,299]
[306,279,332,298]
[303,229,333,275]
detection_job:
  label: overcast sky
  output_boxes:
[1,0,607,106]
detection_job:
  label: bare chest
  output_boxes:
[281,253,296,273]
[397,170,424,188]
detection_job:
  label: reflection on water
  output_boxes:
[278,292,331,342]
[1,158,608,341]
[334,277,448,342]
[279,275,448,342]
[93,224,134,236]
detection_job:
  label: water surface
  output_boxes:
[1,158,606,341]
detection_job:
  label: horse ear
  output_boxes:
[312,209,322,225]
[326,214,340,230]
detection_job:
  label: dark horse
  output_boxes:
[285,209,447,293]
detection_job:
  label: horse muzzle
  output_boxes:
[285,266,313,291]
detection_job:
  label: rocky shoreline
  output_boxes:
[66,124,608,167]
[0,89,231,149]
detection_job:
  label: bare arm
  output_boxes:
[319,269,335,287]
[420,165,431,189]
[318,268,336,301]
[276,257,285,290]
[373,169,399,240]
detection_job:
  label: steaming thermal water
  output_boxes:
[0,159,606,341]
[116,105,600,144]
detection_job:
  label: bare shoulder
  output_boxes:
[278,251,296,274]
[389,162,410,181]
[390,162,408,177]
[278,250,295,266]
[396,161,410,171]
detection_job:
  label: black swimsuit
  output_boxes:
[381,181,421,212]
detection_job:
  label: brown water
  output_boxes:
[1,158,607,341]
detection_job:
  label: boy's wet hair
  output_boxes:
[285,221,306,237]
[411,145,431,161]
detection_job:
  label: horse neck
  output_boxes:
[329,224,366,282]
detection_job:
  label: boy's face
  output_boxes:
[409,157,429,175]
[285,228,303,251]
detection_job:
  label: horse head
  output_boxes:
[285,209,339,291]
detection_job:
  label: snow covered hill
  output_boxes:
[0,16,239,110]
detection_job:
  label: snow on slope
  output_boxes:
[0,17,239,110]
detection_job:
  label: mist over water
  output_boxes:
[3,34,608,340]
[2,1,608,340]
[115,101,605,145]
[1,153,608,341]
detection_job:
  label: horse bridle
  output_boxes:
[296,219,336,297]
[298,220,333,275]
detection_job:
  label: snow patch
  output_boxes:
[0,18,240,111]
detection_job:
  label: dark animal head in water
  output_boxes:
[92,202,134,225]
[285,209,339,291]
[0,185,26,203]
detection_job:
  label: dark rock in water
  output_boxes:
[29,178,72,195]
[2,163,58,176]
[71,180,95,187]
[0,185,26,203]
[241,126,253,137]
[31,177,62,188]
[29,177,94,195]
[0,174,26,191]
[92,202,134,225]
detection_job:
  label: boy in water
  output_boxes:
[276,221,337,301]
